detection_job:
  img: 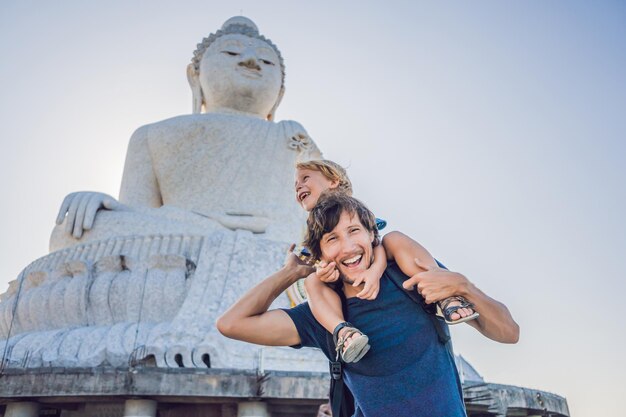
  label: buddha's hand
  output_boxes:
[55,191,124,239]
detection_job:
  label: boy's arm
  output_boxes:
[352,244,387,299]
[383,231,519,343]
[371,244,388,276]
[217,250,314,346]
[382,231,438,272]
[404,259,520,344]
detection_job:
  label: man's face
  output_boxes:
[319,210,375,285]
[199,34,282,111]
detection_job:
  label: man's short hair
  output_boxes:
[295,159,353,196]
[303,192,380,260]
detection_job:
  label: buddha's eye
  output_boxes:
[222,51,240,56]
[260,59,275,66]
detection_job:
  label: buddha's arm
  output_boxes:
[118,127,163,208]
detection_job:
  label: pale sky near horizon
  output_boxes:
[1,1,625,416]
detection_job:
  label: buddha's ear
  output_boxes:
[187,63,204,114]
[267,86,285,121]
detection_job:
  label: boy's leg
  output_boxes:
[382,231,475,321]
[304,275,369,361]
[304,275,344,334]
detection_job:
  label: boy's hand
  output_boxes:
[316,261,340,283]
[353,270,381,300]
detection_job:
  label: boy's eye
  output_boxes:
[303,176,309,181]
[222,51,240,56]
[260,59,274,65]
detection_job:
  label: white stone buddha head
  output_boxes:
[187,17,285,120]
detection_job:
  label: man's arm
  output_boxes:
[404,259,520,343]
[216,249,314,347]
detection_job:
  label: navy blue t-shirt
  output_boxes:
[284,263,466,417]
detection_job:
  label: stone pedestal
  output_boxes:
[0,367,570,417]
[0,230,326,373]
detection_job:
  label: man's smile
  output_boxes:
[341,254,363,268]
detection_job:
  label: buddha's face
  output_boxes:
[199,34,282,116]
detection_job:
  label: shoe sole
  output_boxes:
[436,305,480,325]
[342,335,370,363]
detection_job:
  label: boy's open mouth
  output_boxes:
[298,191,310,202]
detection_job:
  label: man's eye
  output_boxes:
[326,236,336,242]
[260,59,275,65]
[222,51,239,56]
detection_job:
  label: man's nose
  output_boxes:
[340,237,358,255]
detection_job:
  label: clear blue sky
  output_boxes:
[1,2,624,416]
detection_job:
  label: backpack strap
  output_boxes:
[325,290,356,417]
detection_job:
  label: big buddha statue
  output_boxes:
[0,17,325,372]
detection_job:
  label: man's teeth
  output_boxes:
[343,255,362,265]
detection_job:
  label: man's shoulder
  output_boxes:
[383,261,409,282]
[282,302,332,358]
[284,302,323,333]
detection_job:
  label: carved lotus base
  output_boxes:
[0,230,326,372]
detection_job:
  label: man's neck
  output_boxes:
[342,282,364,299]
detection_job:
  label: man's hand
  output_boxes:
[284,244,316,279]
[315,261,340,283]
[352,269,381,300]
[56,191,124,239]
[402,258,469,304]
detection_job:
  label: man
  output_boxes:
[217,193,519,416]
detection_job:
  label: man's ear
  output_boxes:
[369,230,375,243]
[187,63,204,114]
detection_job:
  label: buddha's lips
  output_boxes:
[237,67,262,78]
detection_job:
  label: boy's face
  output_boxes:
[319,210,375,285]
[295,168,338,211]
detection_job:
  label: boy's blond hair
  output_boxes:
[295,159,353,196]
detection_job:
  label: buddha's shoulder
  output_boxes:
[131,114,218,137]
[133,114,304,135]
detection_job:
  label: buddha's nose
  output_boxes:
[238,57,261,71]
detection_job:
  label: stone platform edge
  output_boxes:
[0,367,569,416]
